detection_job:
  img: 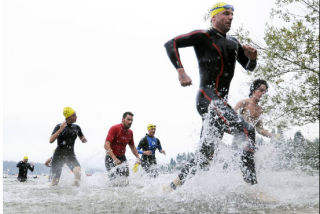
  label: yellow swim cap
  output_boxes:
[210,2,234,18]
[63,107,76,118]
[24,156,28,160]
[147,124,156,130]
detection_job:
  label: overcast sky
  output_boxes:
[2,0,318,170]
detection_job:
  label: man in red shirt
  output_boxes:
[104,112,140,180]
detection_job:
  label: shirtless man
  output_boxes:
[234,79,273,139]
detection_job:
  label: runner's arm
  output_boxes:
[16,161,22,167]
[164,30,204,69]
[29,164,34,172]
[104,140,119,162]
[129,143,140,160]
[80,136,87,143]
[44,158,52,167]
[256,120,272,138]
[236,42,257,71]
[77,126,87,143]
[49,122,67,143]
[234,100,245,113]
[157,139,165,155]
[164,31,205,86]
[136,138,145,155]
[136,145,144,155]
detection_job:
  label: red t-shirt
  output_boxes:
[106,124,134,157]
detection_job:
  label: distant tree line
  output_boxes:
[273,131,319,172]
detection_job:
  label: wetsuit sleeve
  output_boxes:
[238,47,256,71]
[51,124,61,135]
[16,161,22,167]
[28,163,34,172]
[234,38,257,71]
[137,138,145,155]
[157,138,163,152]
[164,30,206,69]
[76,125,84,138]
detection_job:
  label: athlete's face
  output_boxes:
[148,128,156,137]
[67,113,77,124]
[211,9,233,34]
[253,84,267,100]
[122,115,133,129]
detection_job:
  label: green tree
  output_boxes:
[298,138,319,171]
[276,131,319,171]
[235,0,319,128]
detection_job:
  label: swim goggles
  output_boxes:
[210,4,234,12]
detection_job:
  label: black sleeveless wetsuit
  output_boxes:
[51,123,84,179]
[165,28,257,185]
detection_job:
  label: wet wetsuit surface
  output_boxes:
[137,135,162,177]
[16,161,34,182]
[165,28,257,185]
[51,123,84,179]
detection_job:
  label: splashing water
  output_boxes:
[3,141,319,214]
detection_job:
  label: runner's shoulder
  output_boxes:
[180,29,211,38]
[71,123,81,129]
[108,123,122,133]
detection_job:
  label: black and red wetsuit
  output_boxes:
[165,28,258,185]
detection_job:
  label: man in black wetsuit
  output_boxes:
[49,107,87,186]
[164,2,258,190]
[16,156,34,182]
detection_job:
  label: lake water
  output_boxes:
[3,145,319,214]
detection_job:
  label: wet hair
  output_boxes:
[122,111,134,119]
[249,79,268,97]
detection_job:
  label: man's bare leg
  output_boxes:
[163,176,182,192]
[73,166,81,186]
[51,177,60,186]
